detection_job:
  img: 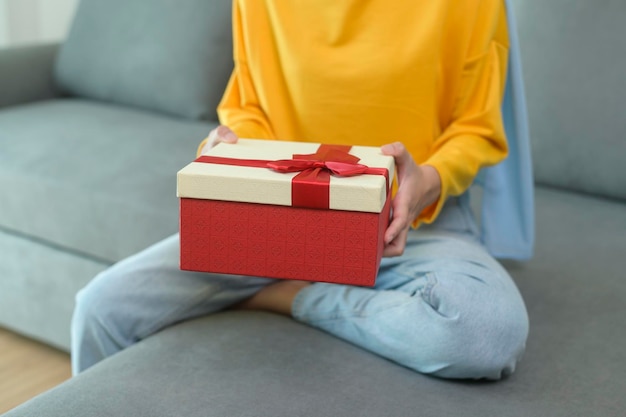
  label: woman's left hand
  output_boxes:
[381,142,442,257]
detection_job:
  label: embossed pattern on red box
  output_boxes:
[180,195,391,286]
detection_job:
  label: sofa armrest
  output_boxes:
[0,43,61,109]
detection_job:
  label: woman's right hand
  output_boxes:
[200,125,239,155]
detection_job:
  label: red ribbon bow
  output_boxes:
[196,144,389,210]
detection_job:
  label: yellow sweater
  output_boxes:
[209,0,510,224]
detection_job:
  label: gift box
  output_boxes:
[177,139,395,286]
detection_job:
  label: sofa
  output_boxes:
[2,0,625,416]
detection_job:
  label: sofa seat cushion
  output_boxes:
[505,187,626,416]
[0,99,215,263]
[6,187,625,417]
[54,0,233,121]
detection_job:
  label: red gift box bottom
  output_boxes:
[179,195,391,287]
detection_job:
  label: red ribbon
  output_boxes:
[195,144,389,210]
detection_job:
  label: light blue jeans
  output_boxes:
[72,195,529,379]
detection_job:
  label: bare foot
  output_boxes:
[234,280,312,316]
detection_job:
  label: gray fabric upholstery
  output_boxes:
[2,0,626,416]
[507,188,625,416]
[515,0,626,200]
[0,99,216,262]
[0,229,106,351]
[54,0,233,120]
[0,44,60,109]
[5,187,625,417]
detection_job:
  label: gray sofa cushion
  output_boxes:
[54,0,233,121]
[5,187,625,417]
[0,44,60,109]
[515,0,626,200]
[0,229,106,351]
[0,99,215,262]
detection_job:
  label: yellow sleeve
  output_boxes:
[416,2,510,225]
[216,0,275,141]
[197,66,276,156]
[197,1,276,157]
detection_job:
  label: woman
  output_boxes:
[72,0,529,380]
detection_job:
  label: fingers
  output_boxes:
[214,125,238,143]
[384,177,417,257]
[206,125,239,150]
[383,187,414,258]
[383,225,409,257]
[384,194,409,245]
[381,142,414,177]
[381,142,421,257]
[380,141,406,158]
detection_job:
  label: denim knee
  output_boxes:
[394,272,529,380]
[436,305,528,380]
[75,269,109,317]
[72,267,132,346]
[73,266,143,374]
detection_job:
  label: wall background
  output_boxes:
[0,0,79,48]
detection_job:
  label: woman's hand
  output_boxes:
[381,142,441,257]
[200,125,239,154]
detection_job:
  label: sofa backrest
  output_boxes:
[54,0,233,121]
[514,0,626,201]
